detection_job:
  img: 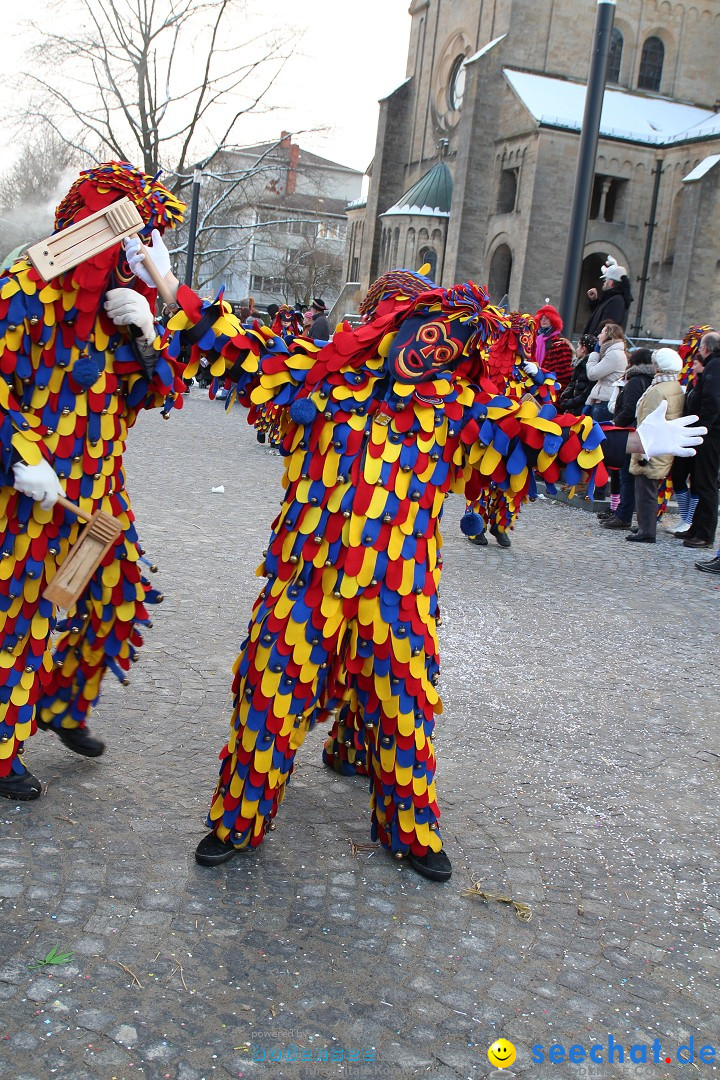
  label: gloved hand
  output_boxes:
[13,460,65,510]
[104,288,157,345]
[636,400,708,459]
[124,229,171,287]
[521,361,539,377]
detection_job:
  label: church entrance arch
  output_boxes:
[487,243,512,304]
[576,252,607,335]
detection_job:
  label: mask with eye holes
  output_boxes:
[386,312,476,384]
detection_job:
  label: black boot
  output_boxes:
[468,531,488,546]
[490,525,511,548]
[0,767,42,801]
[39,721,105,758]
[407,848,452,882]
[195,832,254,866]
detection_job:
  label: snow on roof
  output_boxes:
[683,154,720,182]
[503,68,720,146]
[465,35,507,66]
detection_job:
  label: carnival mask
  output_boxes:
[387,313,475,384]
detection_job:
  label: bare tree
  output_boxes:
[20,0,292,189]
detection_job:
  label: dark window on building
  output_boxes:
[488,244,512,303]
[350,256,360,282]
[496,168,518,214]
[638,36,664,92]
[419,247,438,280]
[607,28,623,83]
[589,175,628,222]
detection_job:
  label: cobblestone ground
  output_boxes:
[1,391,719,1080]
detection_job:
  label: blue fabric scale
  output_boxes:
[506,441,527,475]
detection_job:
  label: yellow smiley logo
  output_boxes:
[487,1039,517,1069]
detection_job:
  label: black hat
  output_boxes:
[266,303,279,319]
[311,298,327,311]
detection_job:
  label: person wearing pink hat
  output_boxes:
[533,304,573,391]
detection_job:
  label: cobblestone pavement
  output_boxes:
[1,391,719,1080]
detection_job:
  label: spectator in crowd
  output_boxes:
[558,334,596,414]
[670,351,704,534]
[309,297,330,340]
[676,331,720,548]
[600,347,655,531]
[533,303,573,391]
[585,322,628,423]
[266,303,279,326]
[584,255,634,335]
[627,348,684,543]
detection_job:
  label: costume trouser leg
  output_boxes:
[37,491,159,732]
[0,490,64,778]
[207,589,347,849]
[323,699,369,776]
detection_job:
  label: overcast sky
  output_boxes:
[9,0,412,174]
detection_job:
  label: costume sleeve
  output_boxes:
[454,388,608,504]
[544,339,573,390]
[163,284,312,413]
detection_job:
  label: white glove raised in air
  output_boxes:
[13,460,65,510]
[104,288,157,345]
[124,229,171,287]
[521,361,539,377]
[637,400,707,459]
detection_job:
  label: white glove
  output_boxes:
[636,400,707,459]
[13,460,65,510]
[522,361,539,377]
[124,229,171,287]
[104,288,157,344]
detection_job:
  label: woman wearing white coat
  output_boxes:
[585,322,628,423]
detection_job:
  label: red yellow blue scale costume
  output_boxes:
[0,163,185,794]
[173,269,608,879]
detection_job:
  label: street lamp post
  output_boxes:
[559,0,616,336]
[184,165,203,288]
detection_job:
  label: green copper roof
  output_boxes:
[382,162,453,218]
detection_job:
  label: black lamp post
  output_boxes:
[184,164,203,287]
[559,0,616,336]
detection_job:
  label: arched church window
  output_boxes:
[607,28,623,84]
[638,36,664,92]
[449,56,466,111]
[419,247,438,281]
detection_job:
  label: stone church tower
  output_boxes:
[341,0,720,338]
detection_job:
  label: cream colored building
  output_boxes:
[341,0,720,337]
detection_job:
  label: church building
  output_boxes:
[340,0,720,338]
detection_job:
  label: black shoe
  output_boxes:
[602,518,632,530]
[695,557,720,574]
[0,768,42,801]
[489,526,511,549]
[675,528,695,538]
[596,508,614,521]
[626,533,655,543]
[55,726,105,758]
[683,537,712,548]
[468,531,488,546]
[195,833,244,866]
[256,432,266,444]
[407,848,452,882]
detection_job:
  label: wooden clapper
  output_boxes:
[25,195,174,607]
[26,196,175,304]
[43,496,123,609]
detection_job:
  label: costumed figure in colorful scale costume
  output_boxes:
[0,163,187,800]
[155,263,611,881]
[461,310,560,549]
[121,231,707,880]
